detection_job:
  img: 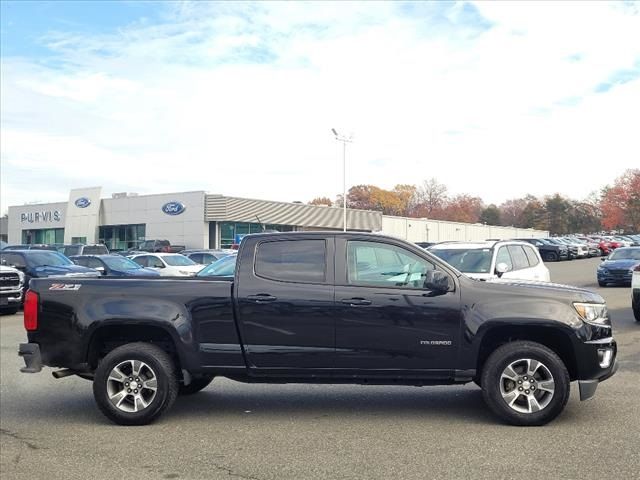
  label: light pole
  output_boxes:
[331,128,353,232]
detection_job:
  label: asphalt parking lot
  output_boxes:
[1,257,638,480]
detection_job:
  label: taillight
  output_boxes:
[24,290,39,331]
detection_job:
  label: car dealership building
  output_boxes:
[6,187,548,250]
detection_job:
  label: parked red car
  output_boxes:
[585,236,612,255]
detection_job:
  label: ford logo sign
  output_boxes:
[162,201,186,215]
[75,197,91,208]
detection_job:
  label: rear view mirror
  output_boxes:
[423,270,450,292]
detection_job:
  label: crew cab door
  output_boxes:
[334,238,460,373]
[234,237,335,370]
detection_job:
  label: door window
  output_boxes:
[507,245,530,270]
[132,256,148,267]
[523,245,540,267]
[347,241,435,289]
[495,246,513,271]
[86,258,104,269]
[255,240,326,283]
[148,256,166,268]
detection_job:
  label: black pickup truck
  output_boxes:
[19,232,617,426]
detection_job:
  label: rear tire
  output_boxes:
[481,341,570,426]
[93,342,178,426]
[179,375,214,395]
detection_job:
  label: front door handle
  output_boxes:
[341,298,372,306]
[247,294,277,303]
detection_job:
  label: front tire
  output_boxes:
[0,307,19,315]
[543,252,558,262]
[93,342,178,425]
[481,341,570,426]
[179,375,214,395]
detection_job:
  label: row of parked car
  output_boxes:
[0,242,241,314]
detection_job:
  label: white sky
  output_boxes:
[1,1,639,214]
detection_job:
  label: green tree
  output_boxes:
[479,204,501,226]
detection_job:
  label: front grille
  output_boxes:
[608,269,630,276]
[0,273,20,288]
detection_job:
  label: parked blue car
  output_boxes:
[70,254,161,277]
[0,249,101,298]
[597,247,640,287]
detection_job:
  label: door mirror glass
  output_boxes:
[495,262,510,276]
[423,270,450,292]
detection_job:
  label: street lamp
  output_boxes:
[331,128,353,232]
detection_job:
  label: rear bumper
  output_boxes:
[18,343,42,373]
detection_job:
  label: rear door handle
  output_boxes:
[341,298,372,306]
[247,294,277,303]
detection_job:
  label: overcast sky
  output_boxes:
[1,1,639,214]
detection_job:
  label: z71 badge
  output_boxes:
[49,284,82,291]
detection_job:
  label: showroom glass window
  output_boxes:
[21,228,64,244]
[255,240,326,283]
[99,224,145,251]
[219,222,294,249]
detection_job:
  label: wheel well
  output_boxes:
[476,326,578,381]
[87,324,180,371]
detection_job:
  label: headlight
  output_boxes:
[17,271,25,283]
[573,302,610,326]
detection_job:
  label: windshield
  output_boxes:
[197,255,237,277]
[609,249,640,261]
[26,251,74,267]
[162,255,197,266]
[102,256,142,271]
[430,248,492,274]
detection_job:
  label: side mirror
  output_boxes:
[95,267,106,275]
[423,270,450,292]
[601,257,606,262]
[495,262,510,277]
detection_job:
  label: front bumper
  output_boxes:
[0,290,23,306]
[597,271,632,285]
[576,338,617,401]
[18,343,43,373]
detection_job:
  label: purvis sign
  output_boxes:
[162,201,186,216]
[21,210,62,223]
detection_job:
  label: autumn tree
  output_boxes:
[308,197,333,206]
[600,169,640,231]
[412,178,448,219]
[444,195,484,223]
[499,198,529,227]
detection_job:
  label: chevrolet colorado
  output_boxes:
[19,232,617,426]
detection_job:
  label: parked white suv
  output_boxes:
[429,241,550,282]
[0,265,25,314]
[129,253,204,276]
